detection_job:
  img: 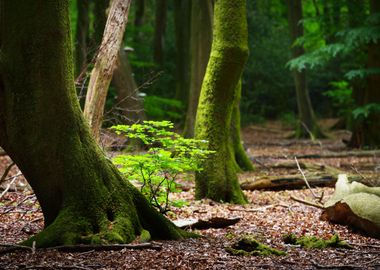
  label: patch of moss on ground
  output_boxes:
[226,236,286,256]
[283,234,352,249]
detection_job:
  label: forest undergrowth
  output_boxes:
[0,120,379,270]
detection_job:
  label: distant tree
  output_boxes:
[0,0,187,247]
[173,0,191,105]
[194,0,249,204]
[286,0,323,138]
[75,0,90,76]
[153,0,168,65]
[112,47,146,124]
[183,0,213,138]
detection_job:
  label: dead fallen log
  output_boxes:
[253,150,380,160]
[173,217,241,230]
[241,174,338,191]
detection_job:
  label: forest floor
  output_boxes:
[0,120,379,270]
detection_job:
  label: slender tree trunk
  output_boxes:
[134,0,145,27]
[349,0,380,147]
[84,0,132,141]
[75,0,90,76]
[112,48,146,124]
[183,0,213,138]
[286,0,322,138]
[231,81,254,172]
[174,0,191,105]
[0,0,187,247]
[153,0,168,65]
[194,0,248,204]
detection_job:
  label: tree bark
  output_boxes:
[75,0,90,77]
[286,0,322,138]
[183,0,213,138]
[173,0,191,105]
[84,0,132,141]
[0,0,187,247]
[194,0,248,204]
[153,0,168,65]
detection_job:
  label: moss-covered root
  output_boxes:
[226,236,286,256]
[21,191,196,248]
[283,234,352,249]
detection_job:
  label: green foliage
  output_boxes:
[283,234,352,249]
[111,121,214,213]
[144,96,184,122]
[352,103,380,120]
[324,80,354,121]
[226,235,286,256]
[242,2,296,121]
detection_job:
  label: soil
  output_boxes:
[1,121,379,270]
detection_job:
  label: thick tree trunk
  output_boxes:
[349,0,380,148]
[0,0,186,247]
[286,0,322,138]
[231,82,254,172]
[174,0,191,105]
[194,0,248,204]
[153,0,167,65]
[183,0,213,138]
[112,48,146,124]
[75,0,90,76]
[84,0,131,141]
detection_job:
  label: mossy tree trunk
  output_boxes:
[84,0,132,141]
[349,0,380,148]
[183,0,213,138]
[231,81,254,172]
[286,0,322,139]
[0,0,186,247]
[194,0,248,204]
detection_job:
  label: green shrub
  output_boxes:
[111,121,214,214]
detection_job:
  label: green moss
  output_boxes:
[226,236,286,256]
[139,229,151,243]
[283,234,352,249]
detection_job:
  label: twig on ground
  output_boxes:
[290,195,324,209]
[311,260,362,269]
[295,157,323,201]
[0,244,33,254]
[228,203,289,212]
[0,162,15,184]
[350,165,367,180]
[48,242,162,252]
[0,176,18,200]
[0,242,162,255]
[348,243,380,249]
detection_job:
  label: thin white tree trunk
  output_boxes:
[84,0,132,141]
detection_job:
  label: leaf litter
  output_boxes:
[0,121,380,269]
